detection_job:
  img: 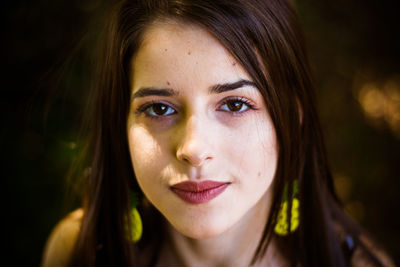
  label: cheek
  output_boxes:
[127,125,165,183]
[129,126,155,166]
[223,115,277,180]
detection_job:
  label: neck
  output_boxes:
[157,192,286,267]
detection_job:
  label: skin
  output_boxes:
[127,21,281,266]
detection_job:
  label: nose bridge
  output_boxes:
[176,113,213,166]
[184,114,203,142]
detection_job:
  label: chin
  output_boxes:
[170,218,231,239]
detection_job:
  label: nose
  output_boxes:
[176,115,214,167]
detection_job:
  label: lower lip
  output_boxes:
[171,183,229,204]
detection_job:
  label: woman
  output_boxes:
[42,0,394,266]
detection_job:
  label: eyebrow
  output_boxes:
[209,79,256,94]
[132,87,177,100]
[132,79,256,100]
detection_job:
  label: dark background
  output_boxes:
[3,0,400,266]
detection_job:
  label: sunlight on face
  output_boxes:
[127,21,278,239]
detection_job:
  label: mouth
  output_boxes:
[170,180,230,204]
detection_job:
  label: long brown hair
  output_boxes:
[69,0,378,266]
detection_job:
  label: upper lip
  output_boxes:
[170,180,229,192]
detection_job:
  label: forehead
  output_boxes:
[130,21,251,92]
[140,21,220,56]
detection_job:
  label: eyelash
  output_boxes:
[135,97,256,119]
[135,100,176,119]
[218,96,256,115]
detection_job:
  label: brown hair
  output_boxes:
[69,0,381,266]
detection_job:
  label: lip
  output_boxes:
[170,180,230,204]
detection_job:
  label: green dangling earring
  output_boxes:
[128,191,143,242]
[274,180,300,236]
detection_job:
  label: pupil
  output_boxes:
[228,101,242,111]
[153,104,167,115]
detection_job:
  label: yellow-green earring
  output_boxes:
[274,180,300,236]
[128,191,143,242]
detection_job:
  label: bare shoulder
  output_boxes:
[41,209,83,267]
[351,234,395,267]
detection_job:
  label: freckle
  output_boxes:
[188,51,191,55]
[164,48,168,51]
[166,81,170,85]
[258,172,261,177]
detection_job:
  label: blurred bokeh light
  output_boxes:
[355,78,400,138]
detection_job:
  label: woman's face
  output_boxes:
[127,21,278,239]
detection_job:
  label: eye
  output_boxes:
[219,98,254,113]
[138,102,176,117]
